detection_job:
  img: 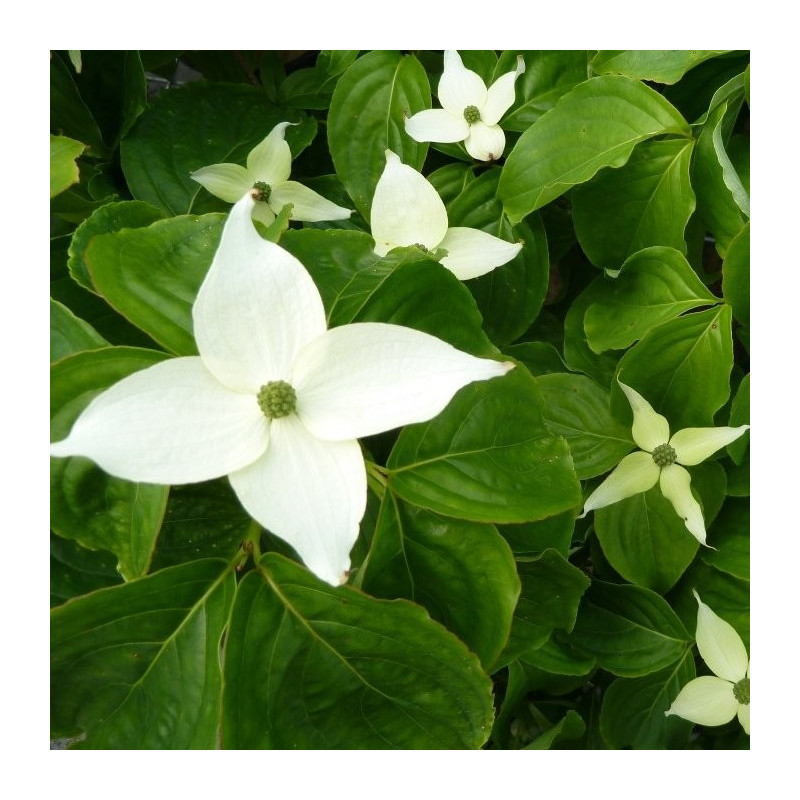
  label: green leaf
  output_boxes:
[525,710,586,749]
[68,200,167,291]
[594,486,700,593]
[495,50,589,131]
[387,366,581,523]
[615,305,734,429]
[726,374,750,464]
[50,134,85,198]
[51,533,122,607]
[583,247,718,352]
[570,580,691,677]
[360,491,519,670]
[50,51,104,155]
[499,510,576,558]
[692,101,748,256]
[278,50,360,109]
[222,553,494,749]
[328,51,431,220]
[499,76,690,222]
[86,214,225,355]
[520,631,595,677]
[599,651,695,749]
[572,140,696,269]
[500,550,590,667]
[50,347,170,580]
[591,51,730,85]
[447,170,550,345]
[722,221,750,327]
[50,298,108,362]
[121,81,312,215]
[703,497,749,581]
[537,372,633,479]
[427,162,476,206]
[51,559,235,747]
[503,341,566,376]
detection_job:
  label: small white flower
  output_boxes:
[665,591,750,735]
[50,193,513,586]
[405,51,525,162]
[190,121,352,226]
[371,150,522,280]
[580,381,749,544]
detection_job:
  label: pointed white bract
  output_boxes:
[370,150,522,280]
[405,51,525,161]
[50,194,513,586]
[580,381,749,544]
[665,593,750,734]
[190,121,352,224]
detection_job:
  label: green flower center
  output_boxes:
[651,443,677,467]
[413,243,429,252]
[257,381,296,419]
[463,105,481,124]
[252,181,272,202]
[733,677,749,705]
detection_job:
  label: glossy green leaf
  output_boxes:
[427,162,475,206]
[583,247,718,352]
[447,170,550,345]
[591,51,730,85]
[121,82,313,215]
[51,533,122,607]
[51,559,235,747]
[503,341,566,376]
[278,50,359,109]
[499,76,690,222]
[500,550,590,667]
[615,304,734,429]
[50,135,85,198]
[50,347,170,580]
[360,491,519,669]
[703,497,749,581]
[222,553,494,749]
[599,651,695,749]
[572,140,696,269]
[50,298,108,362]
[692,101,748,256]
[727,374,750,464]
[387,366,581,523]
[499,510,576,558]
[86,214,225,355]
[570,580,691,677]
[68,200,167,291]
[328,51,430,219]
[594,485,700,593]
[722,221,750,327]
[525,710,586,749]
[495,50,589,131]
[537,372,633,479]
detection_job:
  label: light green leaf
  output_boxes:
[387,366,581,523]
[584,247,718,353]
[50,347,170,581]
[360,491,519,670]
[722,222,749,327]
[328,51,430,220]
[50,298,108,362]
[525,710,586,749]
[51,559,235,747]
[50,134,85,198]
[591,51,730,85]
[499,76,690,222]
[222,553,494,749]
[572,140,696,269]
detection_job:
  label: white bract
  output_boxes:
[50,193,513,586]
[580,381,749,544]
[405,51,525,161]
[371,150,522,280]
[190,122,352,227]
[666,591,750,734]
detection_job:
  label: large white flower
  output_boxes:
[665,591,750,735]
[50,193,513,585]
[405,51,525,162]
[371,150,522,280]
[190,121,352,227]
[580,381,749,544]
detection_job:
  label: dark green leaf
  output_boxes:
[703,497,749,581]
[722,222,750,327]
[726,374,750,464]
[525,710,586,749]
[50,298,108,362]
[427,162,476,206]
[51,532,122,607]
[387,366,581,523]
[520,631,595,677]
[328,51,430,219]
[222,553,494,748]
[591,51,730,85]
[50,51,104,155]
[498,510,576,558]
[51,559,235,747]
[499,76,690,222]
[503,341,566,376]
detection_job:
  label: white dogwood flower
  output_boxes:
[190,121,351,226]
[665,591,750,735]
[580,381,749,544]
[405,51,525,161]
[50,193,513,586]
[371,150,522,280]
